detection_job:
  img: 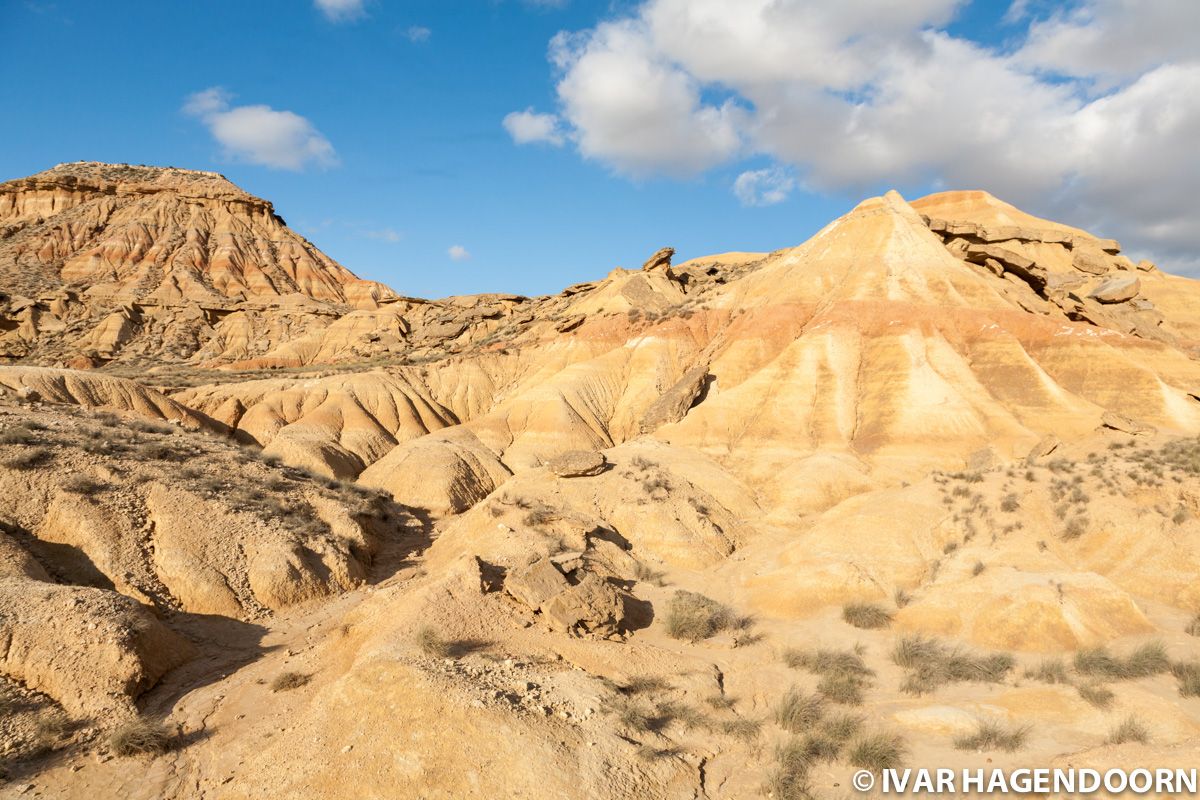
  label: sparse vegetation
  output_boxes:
[1170,660,1200,697]
[971,560,986,577]
[842,602,893,630]
[108,718,173,756]
[784,647,873,705]
[663,590,732,642]
[892,635,1014,695]
[270,671,310,692]
[3,446,52,469]
[1186,615,1200,637]
[954,719,1030,752]
[1107,716,1150,745]
[1000,493,1019,512]
[60,474,108,495]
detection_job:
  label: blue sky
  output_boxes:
[2,0,1197,297]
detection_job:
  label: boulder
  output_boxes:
[1025,435,1061,464]
[556,314,585,333]
[1072,249,1111,275]
[641,247,675,272]
[543,574,627,637]
[1136,259,1157,272]
[505,557,570,612]
[1101,411,1156,436]
[640,366,709,433]
[1089,276,1140,304]
[547,450,607,478]
[965,244,1045,288]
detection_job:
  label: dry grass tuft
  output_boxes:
[1025,658,1069,684]
[953,719,1030,752]
[270,671,310,692]
[417,626,452,658]
[664,590,732,642]
[1073,642,1169,681]
[109,718,173,757]
[1077,683,1115,709]
[775,687,825,733]
[1106,716,1150,745]
[848,731,907,773]
[842,602,893,630]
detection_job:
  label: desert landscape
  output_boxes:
[0,158,1199,798]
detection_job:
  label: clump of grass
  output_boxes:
[775,687,825,733]
[1025,658,1069,684]
[1073,642,1169,681]
[1106,716,1150,745]
[1000,493,1020,512]
[767,741,815,800]
[270,671,310,692]
[1062,516,1089,540]
[893,588,912,608]
[0,423,43,445]
[108,718,173,756]
[954,719,1030,752]
[1077,683,1115,709]
[417,626,451,658]
[892,635,1014,695]
[971,561,986,577]
[663,590,732,642]
[1170,661,1200,697]
[842,602,893,630]
[719,717,762,741]
[848,731,907,773]
[1185,615,1200,637]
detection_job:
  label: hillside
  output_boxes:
[2,165,1200,799]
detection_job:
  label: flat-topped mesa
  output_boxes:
[0,160,363,305]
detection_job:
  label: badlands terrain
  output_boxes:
[2,162,1200,798]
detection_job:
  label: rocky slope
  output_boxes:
[2,166,1200,799]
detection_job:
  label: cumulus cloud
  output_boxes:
[184,88,337,171]
[448,244,471,261]
[503,108,565,146]
[315,0,364,22]
[734,167,795,206]
[511,0,1200,272]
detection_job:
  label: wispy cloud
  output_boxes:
[403,25,431,42]
[365,228,403,243]
[314,0,364,23]
[448,244,471,261]
[183,87,337,171]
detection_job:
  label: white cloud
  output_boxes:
[503,108,565,146]
[315,0,364,22]
[448,244,471,261]
[184,87,337,171]
[514,0,1200,273]
[404,25,431,43]
[734,167,795,207]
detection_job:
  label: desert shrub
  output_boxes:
[775,687,825,733]
[954,719,1030,752]
[1073,642,1168,681]
[522,507,556,527]
[127,418,175,435]
[1025,659,1069,684]
[842,602,893,630]
[60,474,108,495]
[416,626,451,658]
[848,731,906,773]
[109,718,173,756]
[705,693,735,710]
[663,590,732,641]
[1174,507,1191,525]
[3,447,52,470]
[1063,516,1089,539]
[893,588,912,608]
[134,441,189,462]
[1187,616,1200,637]
[1107,716,1150,745]
[767,742,815,800]
[972,561,986,577]
[1077,683,1115,709]
[618,675,672,695]
[633,561,666,586]
[821,712,865,743]
[1000,493,1019,512]
[893,635,1014,694]
[270,672,310,692]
